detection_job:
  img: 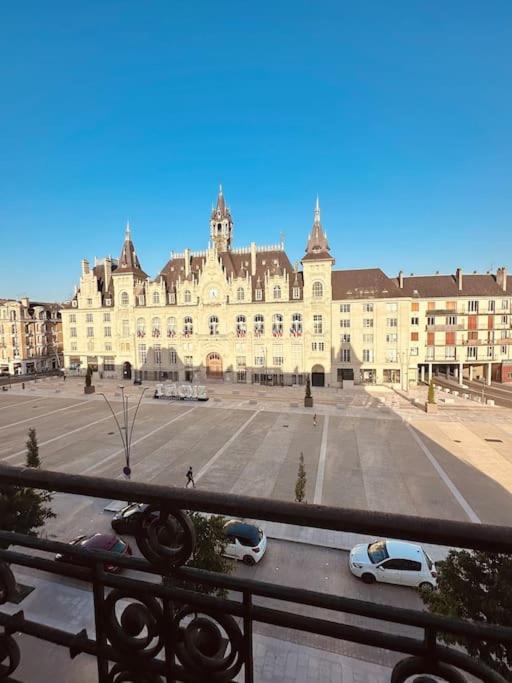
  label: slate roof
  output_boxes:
[331,268,402,300]
[159,249,303,301]
[400,273,512,298]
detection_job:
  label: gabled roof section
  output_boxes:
[332,268,402,300]
[303,197,333,262]
[114,222,147,278]
[401,272,512,297]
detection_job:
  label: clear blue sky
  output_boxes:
[1,1,511,300]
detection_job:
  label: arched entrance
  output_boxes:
[123,361,132,380]
[206,353,223,379]
[311,364,325,387]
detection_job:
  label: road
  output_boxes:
[434,374,512,409]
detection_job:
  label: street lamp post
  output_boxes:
[100,385,148,482]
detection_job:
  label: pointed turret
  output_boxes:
[302,197,333,262]
[116,222,147,277]
[210,185,233,251]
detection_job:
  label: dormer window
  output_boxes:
[169,292,176,304]
[292,287,300,300]
[184,290,192,304]
[273,285,281,300]
[255,289,263,301]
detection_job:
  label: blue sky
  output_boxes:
[1,1,511,300]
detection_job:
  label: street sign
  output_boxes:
[123,466,131,478]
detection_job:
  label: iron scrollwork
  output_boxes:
[135,506,196,570]
[173,606,244,682]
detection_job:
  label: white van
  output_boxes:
[349,539,437,590]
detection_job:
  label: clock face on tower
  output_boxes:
[208,287,219,300]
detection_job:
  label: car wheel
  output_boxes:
[419,582,434,592]
[243,555,256,566]
[361,572,376,584]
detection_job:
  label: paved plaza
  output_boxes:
[1,376,512,680]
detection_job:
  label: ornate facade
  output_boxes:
[61,188,512,386]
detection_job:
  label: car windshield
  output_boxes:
[423,550,433,570]
[367,541,389,564]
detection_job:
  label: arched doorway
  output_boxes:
[123,361,132,380]
[311,364,325,387]
[206,353,223,379]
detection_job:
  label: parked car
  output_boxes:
[55,533,132,573]
[111,503,150,535]
[348,539,437,590]
[222,520,267,565]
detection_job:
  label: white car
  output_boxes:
[349,539,437,590]
[222,520,267,565]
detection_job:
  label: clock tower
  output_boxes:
[210,185,233,252]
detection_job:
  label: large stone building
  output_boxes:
[61,188,512,386]
[0,298,63,375]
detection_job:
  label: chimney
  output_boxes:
[184,248,190,277]
[250,242,257,277]
[398,270,404,288]
[497,266,508,292]
[456,267,463,291]
[104,257,112,292]
[81,258,90,276]
[20,297,29,308]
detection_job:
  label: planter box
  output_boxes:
[304,397,314,408]
[84,386,96,394]
[425,402,437,413]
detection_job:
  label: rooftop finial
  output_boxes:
[219,183,223,195]
[314,196,321,224]
[125,220,131,240]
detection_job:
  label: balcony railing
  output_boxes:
[0,464,511,682]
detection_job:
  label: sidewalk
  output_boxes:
[258,520,451,563]
[6,569,393,682]
[236,633,391,682]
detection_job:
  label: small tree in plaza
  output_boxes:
[169,513,234,598]
[0,428,55,550]
[421,549,512,680]
[26,427,40,468]
[295,452,307,503]
[427,380,436,404]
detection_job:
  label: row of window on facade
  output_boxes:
[114,281,320,307]
[69,313,326,338]
[339,300,510,314]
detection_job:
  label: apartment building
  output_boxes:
[61,188,512,386]
[0,298,63,375]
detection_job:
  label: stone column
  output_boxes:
[421,365,425,383]
[428,363,432,382]
[469,364,473,381]
[487,362,492,385]
[458,363,463,385]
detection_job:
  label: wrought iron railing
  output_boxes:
[0,464,511,682]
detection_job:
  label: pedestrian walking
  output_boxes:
[186,466,195,488]
[313,414,317,427]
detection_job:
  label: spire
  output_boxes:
[302,197,333,262]
[116,222,146,277]
[314,195,320,224]
[210,184,233,251]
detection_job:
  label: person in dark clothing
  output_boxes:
[186,466,195,488]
